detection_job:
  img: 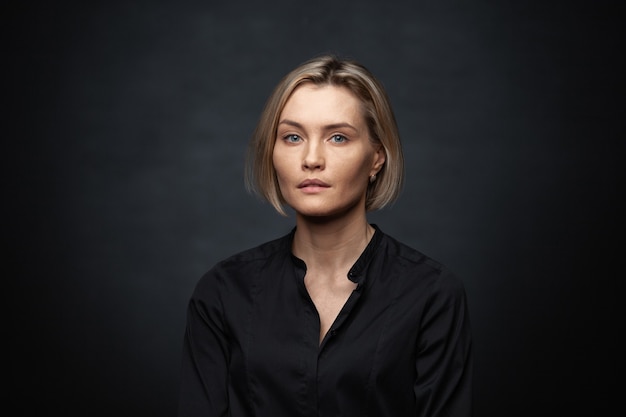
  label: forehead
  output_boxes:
[280,83,365,122]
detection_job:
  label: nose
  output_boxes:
[302,141,324,171]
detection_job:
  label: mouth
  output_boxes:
[298,179,330,189]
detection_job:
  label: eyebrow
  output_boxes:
[278,119,358,132]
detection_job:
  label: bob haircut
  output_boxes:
[245,55,405,216]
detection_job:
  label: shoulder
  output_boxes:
[379,232,466,300]
[193,232,292,295]
[220,233,290,269]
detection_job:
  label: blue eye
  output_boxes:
[330,134,347,143]
[284,134,301,143]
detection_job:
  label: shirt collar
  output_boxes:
[347,224,382,285]
[286,224,383,286]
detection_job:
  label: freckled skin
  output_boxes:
[273,84,385,220]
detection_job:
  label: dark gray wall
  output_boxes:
[7,0,623,416]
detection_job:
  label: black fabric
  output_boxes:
[178,225,472,417]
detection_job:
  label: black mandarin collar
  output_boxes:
[287,224,383,287]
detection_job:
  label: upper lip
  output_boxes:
[298,179,330,188]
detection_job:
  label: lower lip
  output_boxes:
[299,186,328,194]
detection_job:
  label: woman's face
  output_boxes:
[273,83,385,218]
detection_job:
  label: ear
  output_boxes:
[370,145,386,176]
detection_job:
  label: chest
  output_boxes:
[304,273,358,342]
[224,274,422,416]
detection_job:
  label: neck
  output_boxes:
[292,213,374,272]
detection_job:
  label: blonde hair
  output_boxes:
[245,55,404,216]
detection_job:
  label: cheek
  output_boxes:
[336,161,370,193]
[272,151,291,186]
[354,155,377,178]
[271,147,282,175]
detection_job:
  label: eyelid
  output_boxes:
[281,133,302,143]
[329,133,349,143]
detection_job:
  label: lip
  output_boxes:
[297,179,330,188]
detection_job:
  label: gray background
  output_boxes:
[7,0,623,416]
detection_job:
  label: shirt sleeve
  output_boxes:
[178,269,230,417]
[414,268,473,417]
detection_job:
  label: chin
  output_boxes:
[287,196,364,220]
[295,205,359,222]
[297,208,335,218]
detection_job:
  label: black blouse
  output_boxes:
[178,225,472,417]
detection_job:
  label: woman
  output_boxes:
[178,55,472,417]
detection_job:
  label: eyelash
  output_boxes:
[330,134,347,143]
[284,134,301,143]
[281,134,348,143]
